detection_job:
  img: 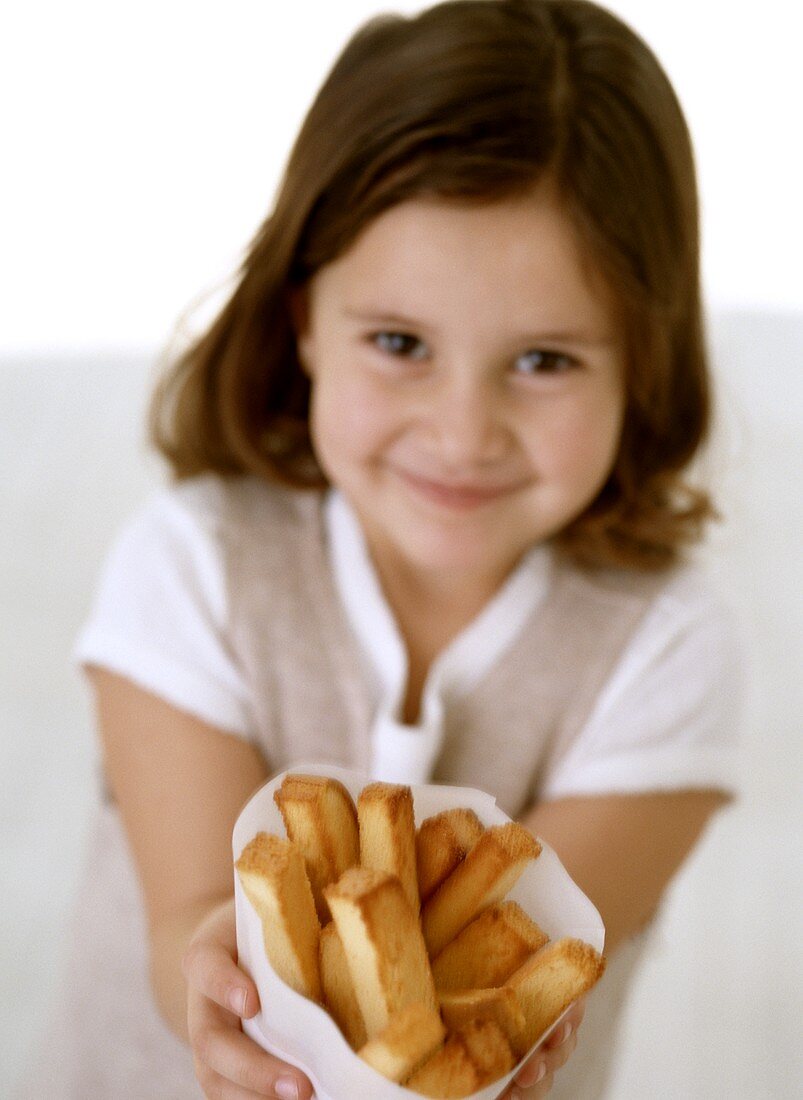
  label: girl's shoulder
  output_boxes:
[76,475,324,738]
[552,551,741,644]
[98,476,328,618]
[134,473,325,551]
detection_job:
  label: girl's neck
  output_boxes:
[370,554,508,725]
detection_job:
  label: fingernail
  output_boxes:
[227,987,247,1016]
[517,1059,547,1088]
[274,1077,300,1100]
[557,1021,573,1045]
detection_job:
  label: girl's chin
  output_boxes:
[384,527,527,582]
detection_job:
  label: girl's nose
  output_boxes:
[429,377,509,470]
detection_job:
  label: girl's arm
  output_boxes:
[521,789,729,954]
[86,667,313,1099]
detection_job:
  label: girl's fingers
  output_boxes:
[511,1026,577,1090]
[530,1069,555,1097]
[502,1069,555,1099]
[191,1013,313,1099]
[185,932,313,1099]
[505,998,587,1096]
[546,1023,578,1073]
[182,902,261,1019]
[182,900,312,1098]
[195,1065,287,1100]
[183,935,261,1018]
[542,997,586,1050]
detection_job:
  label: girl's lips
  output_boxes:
[395,468,524,509]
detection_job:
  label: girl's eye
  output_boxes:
[514,349,578,375]
[371,331,427,359]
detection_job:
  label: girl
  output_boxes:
[20,1,741,1097]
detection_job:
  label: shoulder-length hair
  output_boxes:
[150,0,715,571]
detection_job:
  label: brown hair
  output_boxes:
[150,0,715,570]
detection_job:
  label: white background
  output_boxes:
[2,3,801,1098]
[1,0,801,355]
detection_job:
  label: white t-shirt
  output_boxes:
[74,480,742,798]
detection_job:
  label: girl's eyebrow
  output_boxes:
[343,307,436,331]
[519,330,618,347]
[343,307,615,347]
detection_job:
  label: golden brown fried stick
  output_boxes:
[273,773,359,923]
[421,823,541,957]
[319,921,367,1049]
[235,832,321,1002]
[358,782,419,913]
[506,937,606,1056]
[358,1002,446,1083]
[438,986,525,1047]
[416,807,485,903]
[325,867,437,1039]
[431,900,549,991]
[406,1018,515,1097]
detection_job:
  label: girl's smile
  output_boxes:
[391,466,530,511]
[294,188,625,595]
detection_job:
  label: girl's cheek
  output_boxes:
[313,376,400,456]
[534,403,621,484]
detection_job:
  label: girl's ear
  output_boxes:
[287,286,314,376]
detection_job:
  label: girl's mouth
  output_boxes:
[395,468,523,510]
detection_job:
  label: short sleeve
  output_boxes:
[540,566,744,800]
[73,486,255,739]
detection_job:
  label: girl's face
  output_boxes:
[295,190,625,593]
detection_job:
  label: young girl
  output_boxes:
[20,2,741,1097]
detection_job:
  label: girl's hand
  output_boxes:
[499,997,586,1098]
[183,898,314,1100]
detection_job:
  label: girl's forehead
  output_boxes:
[316,194,615,335]
[349,191,576,254]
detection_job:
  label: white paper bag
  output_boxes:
[233,763,605,1100]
